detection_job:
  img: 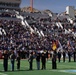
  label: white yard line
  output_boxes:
[49,70,76,74]
[58,70,76,74]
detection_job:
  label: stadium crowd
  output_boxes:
[0,11,16,18]
[0,10,76,71]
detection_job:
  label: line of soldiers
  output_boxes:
[2,50,76,71]
[57,50,76,63]
[2,50,20,71]
[2,50,50,71]
[28,51,57,70]
[28,52,46,70]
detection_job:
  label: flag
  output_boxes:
[52,41,57,51]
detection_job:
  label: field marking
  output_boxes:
[50,70,76,74]
[0,73,7,75]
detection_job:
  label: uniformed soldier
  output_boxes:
[2,50,8,71]
[52,53,57,69]
[28,52,34,70]
[16,53,21,70]
[58,50,61,63]
[68,50,71,62]
[63,51,66,62]
[41,53,46,70]
[73,50,76,62]
[36,53,40,70]
[10,51,16,71]
[46,51,48,60]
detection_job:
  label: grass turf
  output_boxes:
[0,59,76,75]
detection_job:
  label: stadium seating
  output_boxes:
[0,9,75,52]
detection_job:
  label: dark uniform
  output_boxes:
[58,50,61,63]
[28,52,33,70]
[16,54,20,70]
[73,50,76,62]
[68,50,71,62]
[41,53,46,70]
[63,51,66,62]
[52,54,57,69]
[2,50,8,71]
[46,51,48,60]
[36,53,40,70]
[10,51,16,71]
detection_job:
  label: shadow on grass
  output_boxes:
[0,69,38,72]
[1,68,76,72]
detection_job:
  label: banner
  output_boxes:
[52,42,57,51]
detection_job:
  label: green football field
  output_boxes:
[0,59,76,75]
